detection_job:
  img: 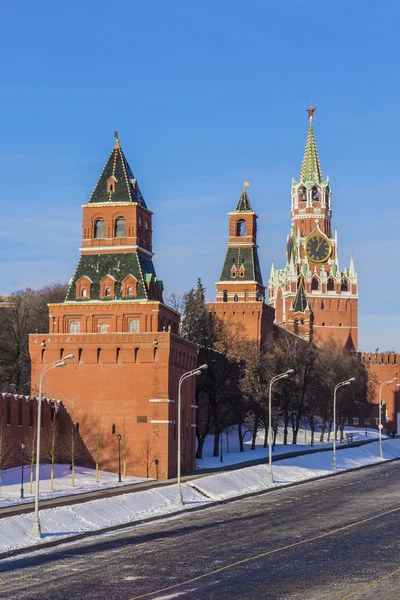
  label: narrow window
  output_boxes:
[311,277,319,291]
[312,186,319,201]
[116,347,121,363]
[129,319,140,333]
[109,184,113,192]
[115,217,126,238]
[112,423,116,435]
[321,300,325,310]
[69,320,80,334]
[341,278,349,292]
[99,323,108,333]
[327,278,335,291]
[94,218,105,239]
[234,295,238,302]
[127,286,133,295]
[59,348,64,361]
[223,290,228,303]
[81,288,87,297]
[134,347,139,363]
[154,347,158,362]
[41,348,45,363]
[236,219,246,236]
[105,287,111,297]
[96,348,102,363]
[78,348,83,363]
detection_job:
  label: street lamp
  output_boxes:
[268,369,294,483]
[20,443,26,500]
[332,377,355,469]
[117,434,122,482]
[378,377,397,459]
[177,364,207,505]
[32,354,74,538]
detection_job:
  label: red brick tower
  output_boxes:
[29,134,198,479]
[268,107,358,349]
[208,184,274,345]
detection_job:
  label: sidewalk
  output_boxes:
[0,436,379,519]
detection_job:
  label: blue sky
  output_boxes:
[0,0,399,351]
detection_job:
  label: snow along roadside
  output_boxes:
[1,439,399,558]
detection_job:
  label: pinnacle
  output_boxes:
[300,119,323,184]
[293,276,308,313]
[235,184,253,212]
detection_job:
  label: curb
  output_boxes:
[1,454,398,562]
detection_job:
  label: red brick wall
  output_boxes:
[360,352,399,434]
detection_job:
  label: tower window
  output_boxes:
[94,218,105,239]
[129,319,140,333]
[321,300,325,309]
[69,320,80,334]
[81,288,87,297]
[312,186,319,201]
[115,217,126,238]
[223,290,228,303]
[298,186,307,202]
[234,295,238,302]
[327,277,335,291]
[341,278,349,292]
[127,286,133,296]
[311,277,319,291]
[109,184,113,192]
[105,287,111,297]
[236,219,246,237]
[99,323,108,333]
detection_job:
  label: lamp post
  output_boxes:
[32,354,74,538]
[220,431,223,463]
[268,369,294,483]
[117,434,122,482]
[177,364,207,505]
[378,378,397,459]
[20,443,26,500]
[332,377,355,469]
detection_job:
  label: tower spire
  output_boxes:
[301,105,322,183]
[236,182,252,212]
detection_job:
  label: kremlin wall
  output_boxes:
[1,111,399,479]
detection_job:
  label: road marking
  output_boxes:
[340,565,400,599]
[128,505,400,600]
[14,574,32,581]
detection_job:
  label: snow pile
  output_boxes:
[0,439,399,555]
[0,464,148,509]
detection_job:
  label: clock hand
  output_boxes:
[316,239,323,251]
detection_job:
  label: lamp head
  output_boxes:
[55,361,66,368]
[348,377,356,383]
[64,353,74,360]
[198,364,208,370]
[117,434,122,441]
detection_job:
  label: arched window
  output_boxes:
[312,186,319,201]
[94,218,105,239]
[78,348,83,363]
[59,348,64,361]
[234,294,238,302]
[134,347,139,363]
[115,217,126,238]
[341,278,349,292]
[236,219,246,236]
[321,300,325,310]
[327,277,335,291]
[69,320,80,334]
[223,290,228,303]
[96,348,101,363]
[116,347,121,363]
[127,286,133,296]
[99,323,108,333]
[129,319,140,333]
[154,347,158,362]
[298,186,307,202]
[81,288,87,298]
[311,277,319,291]
[105,287,111,297]
[109,184,113,192]
[144,219,149,230]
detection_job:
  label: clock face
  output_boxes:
[305,234,331,263]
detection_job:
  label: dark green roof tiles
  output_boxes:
[219,247,263,285]
[66,253,161,302]
[292,277,308,313]
[235,186,253,212]
[300,119,322,184]
[88,144,147,207]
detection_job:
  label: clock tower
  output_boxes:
[268,107,358,349]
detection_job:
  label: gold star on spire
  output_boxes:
[306,104,317,120]
[114,130,120,148]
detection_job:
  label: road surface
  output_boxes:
[1,460,399,599]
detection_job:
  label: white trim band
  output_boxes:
[150,420,173,424]
[149,398,174,403]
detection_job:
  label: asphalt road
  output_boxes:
[1,461,400,599]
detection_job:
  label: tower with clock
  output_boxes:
[268,107,358,349]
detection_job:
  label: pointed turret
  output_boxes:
[88,133,147,207]
[293,277,308,313]
[349,253,356,277]
[270,259,275,280]
[300,106,322,184]
[235,183,253,212]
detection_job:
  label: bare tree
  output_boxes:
[90,426,104,484]
[140,438,155,478]
[62,424,85,487]
[24,428,37,494]
[0,419,16,490]
[42,418,61,490]
[121,422,131,479]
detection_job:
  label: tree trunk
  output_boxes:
[50,464,54,490]
[213,431,220,457]
[196,436,205,459]
[283,409,289,445]
[72,464,75,487]
[238,424,245,453]
[263,426,268,448]
[251,418,259,450]
[96,462,99,483]
[292,428,298,445]
[311,421,315,447]
[327,422,332,442]
[319,424,326,443]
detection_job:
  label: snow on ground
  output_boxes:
[0,464,148,509]
[196,425,383,470]
[1,438,399,555]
